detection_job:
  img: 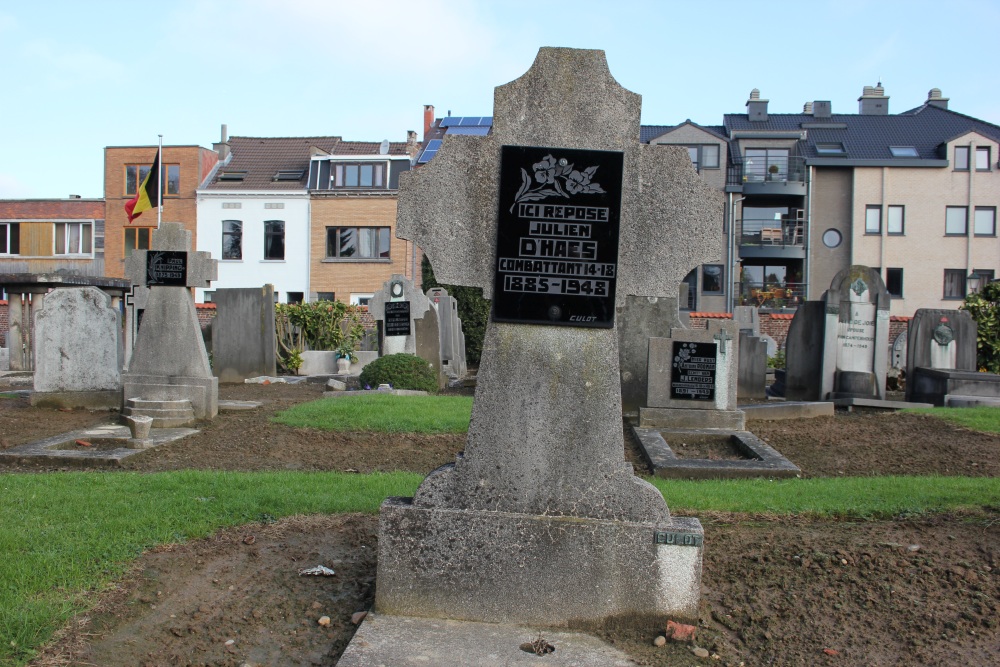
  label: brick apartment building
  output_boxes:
[103,144,220,277]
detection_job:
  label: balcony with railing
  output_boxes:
[738,216,806,259]
[726,156,808,195]
[735,281,807,310]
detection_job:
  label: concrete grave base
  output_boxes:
[742,401,835,421]
[123,374,218,421]
[375,497,703,626]
[910,367,1000,406]
[832,397,932,412]
[30,390,121,410]
[632,427,801,479]
[638,406,745,430]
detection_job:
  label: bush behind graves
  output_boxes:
[358,353,439,392]
[961,280,1000,373]
[422,255,490,366]
[274,301,365,372]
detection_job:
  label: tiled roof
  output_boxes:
[724,104,1000,161]
[639,123,729,144]
[0,199,105,219]
[205,136,412,190]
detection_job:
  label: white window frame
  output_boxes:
[54,221,93,256]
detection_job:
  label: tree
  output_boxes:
[421,255,490,367]
[961,281,1000,373]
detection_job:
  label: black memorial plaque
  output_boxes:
[670,341,717,401]
[384,301,412,337]
[146,251,187,286]
[492,145,624,328]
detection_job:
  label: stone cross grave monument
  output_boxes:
[123,223,219,423]
[375,48,723,626]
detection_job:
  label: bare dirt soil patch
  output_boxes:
[2,381,997,666]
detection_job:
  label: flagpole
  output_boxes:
[157,134,163,229]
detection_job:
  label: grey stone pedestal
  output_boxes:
[376,498,703,625]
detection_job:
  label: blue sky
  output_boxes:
[2,0,998,199]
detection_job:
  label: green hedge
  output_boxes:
[358,353,438,392]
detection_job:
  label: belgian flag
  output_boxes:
[125,148,161,223]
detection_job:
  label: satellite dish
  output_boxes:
[379,139,390,155]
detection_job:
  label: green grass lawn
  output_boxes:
[902,405,1000,434]
[2,394,999,665]
[272,393,473,433]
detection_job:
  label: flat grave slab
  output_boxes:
[632,426,800,479]
[832,397,931,412]
[338,612,635,667]
[742,401,835,421]
[0,424,197,467]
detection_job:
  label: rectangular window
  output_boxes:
[889,146,918,157]
[887,205,904,234]
[125,164,180,196]
[287,292,304,304]
[54,222,93,255]
[325,226,391,259]
[943,269,966,299]
[316,292,335,302]
[350,293,374,306]
[886,268,903,297]
[975,147,991,171]
[745,148,789,182]
[945,206,968,235]
[124,227,151,258]
[222,202,241,209]
[331,162,385,189]
[222,220,242,259]
[0,222,20,254]
[974,207,996,236]
[974,269,995,289]
[701,145,720,169]
[955,146,970,170]
[702,264,723,293]
[264,220,285,260]
[865,206,882,234]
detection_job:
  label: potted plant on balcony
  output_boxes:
[767,164,780,181]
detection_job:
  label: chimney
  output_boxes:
[213,123,231,161]
[858,83,889,115]
[405,130,420,159]
[423,105,435,141]
[813,101,832,119]
[746,88,768,122]
[803,102,813,114]
[927,88,949,110]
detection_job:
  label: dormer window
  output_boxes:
[333,162,385,188]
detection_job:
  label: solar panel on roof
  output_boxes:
[417,139,443,164]
[440,117,458,127]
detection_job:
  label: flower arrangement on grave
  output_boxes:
[509,154,604,212]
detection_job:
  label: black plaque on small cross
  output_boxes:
[146,251,187,286]
[492,145,623,328]
[384,301,412,337]
[670,341,717,401]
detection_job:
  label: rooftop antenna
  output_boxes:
[379,139,390,155]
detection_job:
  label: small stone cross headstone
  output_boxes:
[375,48,723,626]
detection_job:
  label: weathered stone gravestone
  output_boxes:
[426,287,468,379]
[905,308,1000,406]
[376,48,722,626]
[738,331,768,400]
[30,287,123,409]
[618,294,686,417]
[640,321,743,429]
[368,274,442,384]
[122,223,218,424]
[211,286,277,383]
[733,305,759,336]
[785,265,890,403]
